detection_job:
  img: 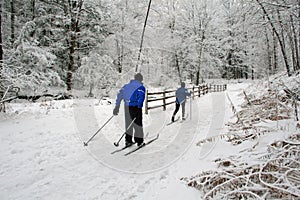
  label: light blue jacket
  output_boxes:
[175,87,191,104]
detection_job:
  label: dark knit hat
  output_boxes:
[181,82,186,87]
[134,73,143,82]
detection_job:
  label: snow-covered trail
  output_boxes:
[0,83,248,199]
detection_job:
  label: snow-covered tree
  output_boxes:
[1,0,299,96]
[177,0,215,84]
[253,0,299,76]
[76,51,115,97]
[2,21,62,93]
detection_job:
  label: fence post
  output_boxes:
[198,85,201,97]
[192,86,195,100]
[163,91,166,111]
[145,90,149,114]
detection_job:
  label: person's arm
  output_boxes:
[185,89,191,97]
[113,87,124,115]
[137,86,146,108]
[115,87,124,107]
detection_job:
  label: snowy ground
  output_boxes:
[0,81,297,199]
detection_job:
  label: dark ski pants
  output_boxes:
[124,106,144,144]
[173,101,186,117]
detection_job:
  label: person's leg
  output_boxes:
[172,103,180,121]
[132,107,144,145]
[181,101,186,119]
[124,106,134,144]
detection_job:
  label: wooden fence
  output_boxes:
[145,84,227,114]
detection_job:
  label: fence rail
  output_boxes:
[145,84,227,114]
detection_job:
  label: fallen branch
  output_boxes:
[2,93,73,103]
[243,90,251,105]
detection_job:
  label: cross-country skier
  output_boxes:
[113,73,146,147]
[171,82,191,122]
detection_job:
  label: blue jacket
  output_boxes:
[115,80,146,108]
[175,87,191,104]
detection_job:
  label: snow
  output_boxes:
[0,80,299,199]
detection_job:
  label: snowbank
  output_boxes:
[183,73,300,199]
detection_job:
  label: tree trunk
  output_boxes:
[288,21,297,72]
[277,8,285,51]
[120,6,125,73]
[115,5,125,74]
[66,12,77,91]
[175,53,181,81]
[0,0,3,89]
[273,31,278,73]
[197,35,204,83]
[190,73,193,83]
[31,0,35,20]
[10,0,15,46]
[196,70,200,85]
[88,82,94,97]
[277,8,293,72]
[290,14,300,71]
[76,35,81,71]
[67,28,76,91]
[227,50,233,79]
[298,0,300,71]
[66,0,83,91]
[265,30,272,74]
[115,39,122,73]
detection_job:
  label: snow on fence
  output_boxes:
[145,84,227,114]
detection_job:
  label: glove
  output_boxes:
[113,106,120,115]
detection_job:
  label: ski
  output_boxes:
[110,132,151,154]
[124,134,159,156]
[110,143,135,154]
[180,113,189,123]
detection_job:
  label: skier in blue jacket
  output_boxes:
[172,82,191,122]
[113,73,146,147]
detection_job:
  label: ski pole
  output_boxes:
[114,117,136,147]
[190,96,192,120]
[83,115,114,146]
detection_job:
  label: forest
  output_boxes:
[0,0,299,97]
[0,1,300,199]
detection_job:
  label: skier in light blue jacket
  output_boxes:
[171,82,191,122]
